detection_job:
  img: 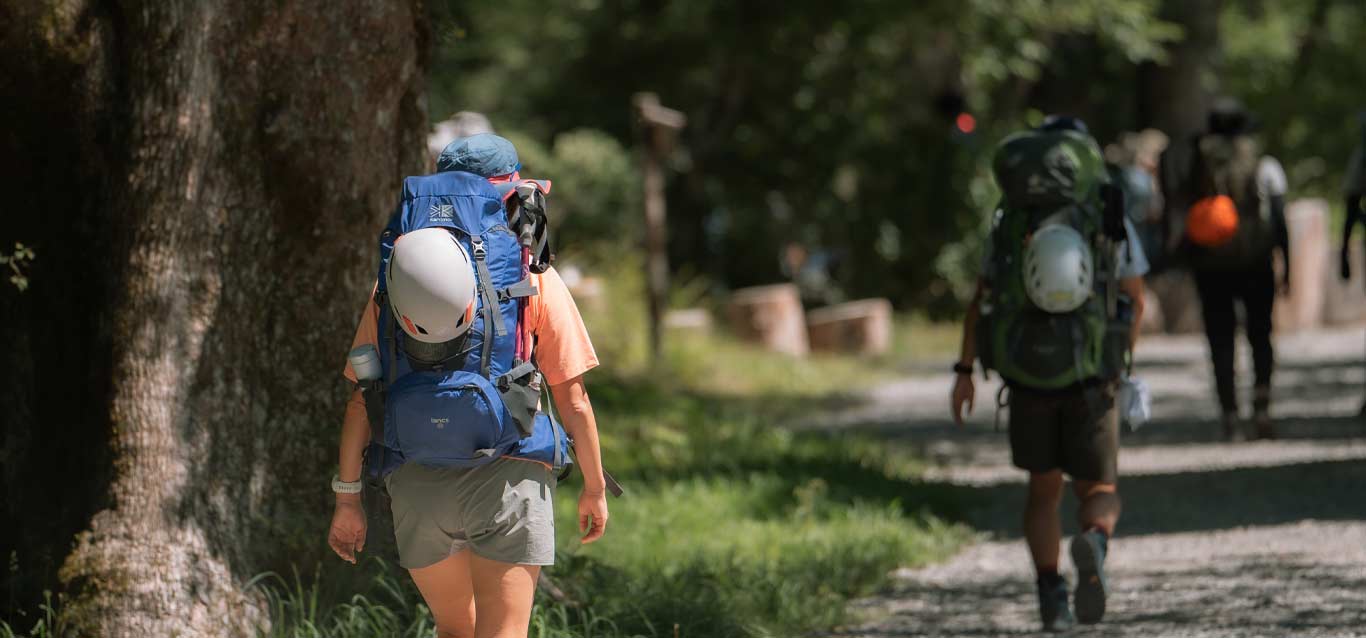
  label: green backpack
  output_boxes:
[977,130,1131,390]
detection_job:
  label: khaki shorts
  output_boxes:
[1007,381,1119,483]
[386,457,556,569]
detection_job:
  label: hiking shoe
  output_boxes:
[1221,413,1245,442]
[1036,573,1075,632]
[1253,410,1276,440]
[1070,530,1109,624]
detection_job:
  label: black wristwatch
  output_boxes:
[953,362,974,376]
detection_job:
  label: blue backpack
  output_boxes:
[360,170,571,480]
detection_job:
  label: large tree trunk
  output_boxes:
[1138,0,1223,142]
[0,1,427,635]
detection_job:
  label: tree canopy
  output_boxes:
[426,0,1364,313]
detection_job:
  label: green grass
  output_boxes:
[0,592,61,638]
[548,475,962,637]
[890,314,965,368]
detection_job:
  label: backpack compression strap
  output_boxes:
[470,237,504,376]
[469,237,540,376]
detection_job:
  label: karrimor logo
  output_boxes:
[431,417,450,429]
[429,204,455,222]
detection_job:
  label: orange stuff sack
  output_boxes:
[1187,195,1239,247]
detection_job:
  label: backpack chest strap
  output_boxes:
[497,278,539,303]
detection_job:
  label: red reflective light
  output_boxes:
[955,112,977,134]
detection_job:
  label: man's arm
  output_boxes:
[957,280,983,369]
[1342,194,1362,281]
[1270,194,1290,291]
[1120,276,1146,349]
[951,280,984,425]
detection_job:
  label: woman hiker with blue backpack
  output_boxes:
[951,117,1148,632]
[327,134,615,638]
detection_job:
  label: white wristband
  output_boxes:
[331,475,363,494]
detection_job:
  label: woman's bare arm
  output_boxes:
[550,374,609,543]
[550,375,605,494]
[337,388,370,487]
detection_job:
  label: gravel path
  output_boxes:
[825,326,1366,638]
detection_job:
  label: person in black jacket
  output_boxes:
[1337,112,1366,412]
[1160,98,1291,441]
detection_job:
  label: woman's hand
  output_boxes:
[578,488,609,544]
[328,495,367,564]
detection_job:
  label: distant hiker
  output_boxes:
[328,133,613,638]
[1106,129,1169,269]
[1163,98,1290,441]
[427,111,496,167]
[781,241,843,306]
[1336,112,1366,413]
[1338,112,1366,284]
[951,116,1147,632]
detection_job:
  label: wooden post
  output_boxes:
[633,93,686,364]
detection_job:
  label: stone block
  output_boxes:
[1273,199,1329,333]
[725,284,809,356]
[1323,242,1366,325]
[663,308,714,335]
[806,298,894,355]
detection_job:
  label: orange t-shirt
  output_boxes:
[342,266,599,385]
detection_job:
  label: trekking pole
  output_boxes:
[517,243,531,362]
[516,196,534,364]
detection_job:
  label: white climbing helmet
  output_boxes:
[1023,224,1094,313]
[386,228,478,344]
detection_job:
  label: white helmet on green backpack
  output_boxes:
[386,227,478,345]
[1023,224,1094,313]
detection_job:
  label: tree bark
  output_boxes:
[1138,0,1224,142]
[0,1,427,635]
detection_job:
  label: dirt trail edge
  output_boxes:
[822,327,1366,638]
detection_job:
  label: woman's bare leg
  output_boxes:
[470,553,540,638]
[409,550,476,638]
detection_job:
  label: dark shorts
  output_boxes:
[1008,381,1119,483]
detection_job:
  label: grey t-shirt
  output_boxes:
[981,217,1150,281]
[1258,156,1288,198]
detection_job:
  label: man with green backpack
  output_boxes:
[951,116,1148,632]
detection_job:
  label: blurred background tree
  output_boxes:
[425,0,1362,314]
